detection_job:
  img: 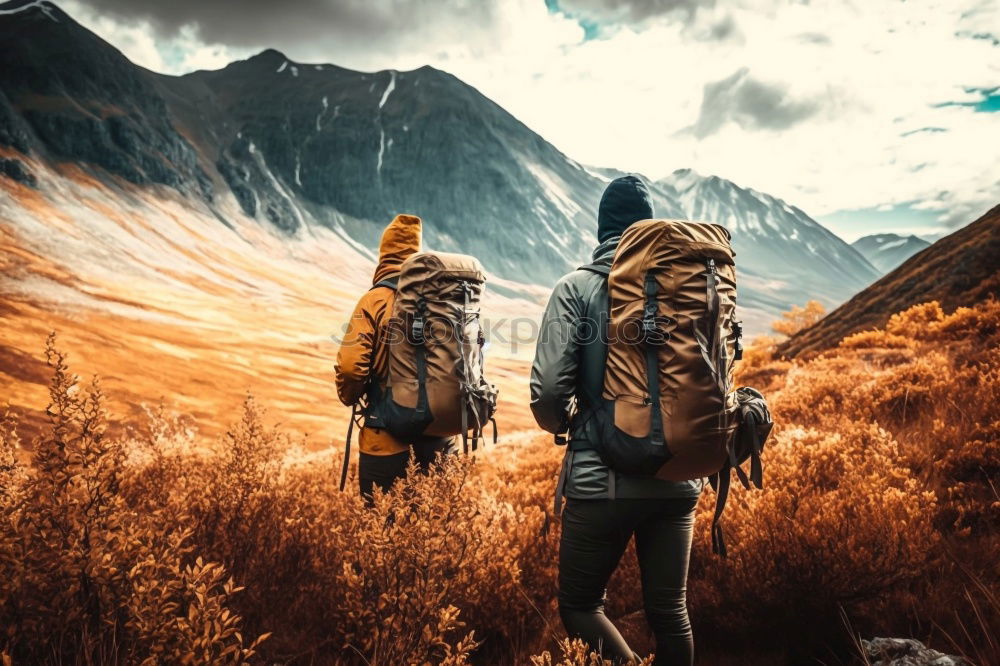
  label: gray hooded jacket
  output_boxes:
[529,236,703,500]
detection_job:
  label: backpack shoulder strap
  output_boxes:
[371,275,400,291]
[578,263,611,278]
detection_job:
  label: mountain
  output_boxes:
[658,168,880,320]
[780,204,1000,358]
[851,233,930,273]
[0,0,877,335]
[919,232,948,244]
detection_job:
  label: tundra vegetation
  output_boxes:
[0,299,997,665]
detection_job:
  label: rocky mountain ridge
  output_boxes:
[851,233,931,273]
[0,0,880,331]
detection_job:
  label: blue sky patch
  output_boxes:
[936,86,1000,112]
[819,202,947,243]
[157,42,188,71]
[545,0,602,40]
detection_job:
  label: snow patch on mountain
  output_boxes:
[248,140,306,229]
[525,162,581,222]
[876,238,909,251]
[315,97,326,130]
[376,130,386,174]
[0,0,58,21]
[379,71,396,109]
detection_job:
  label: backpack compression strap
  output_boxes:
[642,271,666,448]
[412,297,430,428]
[458,281,485,454]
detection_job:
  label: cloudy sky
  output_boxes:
[63,0,999,240]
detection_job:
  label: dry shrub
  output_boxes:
[734,334,793,394]
[839,329,916,350]
[752,299,999,658]
[771,299,825,337]
[0,336,264,665]
[689,423,938,651]
[117,399,557,664]
[530,638,653,665]
[2,298,997,664]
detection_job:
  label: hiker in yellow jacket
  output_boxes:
[335,214,454,498]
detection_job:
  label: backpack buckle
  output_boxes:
[733,320,744,361]
[641,313,673,347]
[410,317,426,345]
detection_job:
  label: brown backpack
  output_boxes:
[372,251,498,452]
[582,219,768,554]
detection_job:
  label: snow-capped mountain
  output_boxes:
[658,169,880,319]
[0,0,878,334]
[851,233,930,273]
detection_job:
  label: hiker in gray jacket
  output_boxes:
[530,175,700,666]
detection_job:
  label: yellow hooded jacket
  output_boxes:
[335,214,421,456]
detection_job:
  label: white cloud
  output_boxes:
[63,0,1000,230]
[62,0,248,72]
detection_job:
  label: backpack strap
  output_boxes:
[339,275,402,492]
[552,264,608,448]
[554,449,575,515]
[339,402,361,492]
[461,389,469,454]
[578,263,611,278]
[372,275,399,291]
[643,271,665,448]
[412,297,430,424]
[459,283,471,454]
[709,465,732,558]
[456,281,489,454]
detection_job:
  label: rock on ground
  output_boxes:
[863,637,969,666]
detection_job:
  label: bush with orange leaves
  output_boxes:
[0,336,266,665]
[1,298,997,664]
[117,397,557,664]
[689,423,938,649]
[530,639,652,665]
[721,298,1000,658]
[770,299,826,337]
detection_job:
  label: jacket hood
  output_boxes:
[373,214,422,284]
[591,235,620,266]
[597,175,654,243]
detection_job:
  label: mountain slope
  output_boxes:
[658,169,881,317]
[780,204,1000,358]
[851,233,930,273]
[0,0,879,333]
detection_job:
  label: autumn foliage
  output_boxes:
[1,299,998,664]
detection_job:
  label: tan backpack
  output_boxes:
[372,251,498,452]
[581,219,769,554]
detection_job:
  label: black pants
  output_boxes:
[559,496,698,666]
[358,436,454,499]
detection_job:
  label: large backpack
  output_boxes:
[340,251,498,490]
[378,251,498,449]
[578,219,771,554]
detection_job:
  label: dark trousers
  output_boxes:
[358,436,454,499]
[559,496,698,666]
